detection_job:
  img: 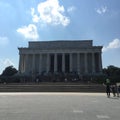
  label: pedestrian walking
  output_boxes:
[111,84,116,97]
[116,83,119,97]
[117,85,120,97]
[104,78,111,98]
[106,84,111,97]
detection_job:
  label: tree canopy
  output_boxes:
[103,65,120,76]
[1,66,18,76]
[103,65,120,83]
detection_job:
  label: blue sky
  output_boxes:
[0,0,120,74]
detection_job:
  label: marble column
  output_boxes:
[22,54,25,72]
[21,54,24,72]
[98,52,102,72]
[54,53,57,72]
[25,54,28,72]
[46,53,50,73]
[39,54,42,74]
[92,52,95,73]
[70,53,73,72]
[85,53,88,73]
[19,54,22,73]
[32,54,35,73]
[77,53,80,74]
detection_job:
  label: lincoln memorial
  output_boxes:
[18,40,102,77]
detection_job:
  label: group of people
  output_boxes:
[104,78,120,98]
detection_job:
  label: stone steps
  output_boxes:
[0,83,105,92]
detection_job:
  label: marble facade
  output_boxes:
[18,40,102,76]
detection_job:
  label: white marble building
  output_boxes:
[18,40,102,76]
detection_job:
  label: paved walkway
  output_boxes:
[0,93,120,120]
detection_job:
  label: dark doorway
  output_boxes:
[57,54,62,72]
[50,54,54,72]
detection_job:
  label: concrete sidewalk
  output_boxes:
[0,93,120,120]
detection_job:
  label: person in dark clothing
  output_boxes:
[118,85,120,92]
[116,84,120,97]
[104,79,111,97]
[106,85,111,97]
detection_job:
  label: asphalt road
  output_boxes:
[0,93,120,120]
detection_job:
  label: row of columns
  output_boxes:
[19,52,102,75]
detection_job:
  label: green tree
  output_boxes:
[103,65,120,83]
[103,65,120,76]
[1,66,18,76]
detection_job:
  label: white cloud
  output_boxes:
[0,58,15,74]
[102,39,120,52]
[0,36,9,46]
[67,6,76,13]
[31,0,70,26]
[3,58,14,67]
[96,6,107,15]
[17,24,39,40]
[31,8,40,23]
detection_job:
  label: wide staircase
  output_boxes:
[0,82,105,92]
